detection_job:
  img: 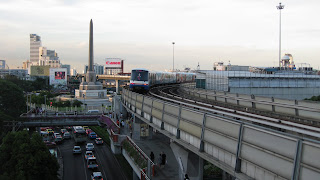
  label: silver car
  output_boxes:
[63,132,71,139]
[86,143,95,151]
[73,146,81,154]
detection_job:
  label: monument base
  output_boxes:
[75,89,110,111]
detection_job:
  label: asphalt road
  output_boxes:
[54,129,126,180]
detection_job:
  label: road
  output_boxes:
[54,129,126,180]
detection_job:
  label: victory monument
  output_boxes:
[75,19,108,110]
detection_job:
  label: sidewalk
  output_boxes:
[120,120,179,180]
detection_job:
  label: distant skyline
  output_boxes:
[1,0,320,72]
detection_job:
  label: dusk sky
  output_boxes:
[1,0,320,73]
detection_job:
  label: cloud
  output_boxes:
[1,0,320,72]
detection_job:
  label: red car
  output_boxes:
[44,141,56,148]
[86,129,92,135]
[40,127,50,131]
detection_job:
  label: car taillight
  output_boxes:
[130,83,134,85]
[88,165,89,168]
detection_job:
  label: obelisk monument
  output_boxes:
[86,19,96,84]
[75,19,108,108]
[79,19,102,90]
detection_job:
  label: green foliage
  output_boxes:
[122,140,147,169]
[0,131,59,180]
[52,100,72,108]
[0,79,26,118]
[203,160,222,178]
[305,95,320,101]
[89,126,111,145]
[4,75,52,92]
[72,100,83,107]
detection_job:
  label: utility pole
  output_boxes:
[277,2,285,69]
[172,42,175,71]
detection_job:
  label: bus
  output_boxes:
[72,126,87,144]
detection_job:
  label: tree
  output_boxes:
[72,100,83,107]
[0,79,26,118]
[0,131,59,179]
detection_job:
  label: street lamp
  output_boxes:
[172,42,175,72]
[276,2,285,69]
[83,94,86,112]
[44,95,47,106]
[44,95,47,115]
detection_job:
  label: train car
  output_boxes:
[130,68,150,91]
[130,68,196,92]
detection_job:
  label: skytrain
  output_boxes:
[129,68,196,91]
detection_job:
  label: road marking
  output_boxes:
[94,146,108,180]
[81,151,88,179]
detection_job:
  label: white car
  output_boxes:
[91,172,103,180]
[73,146,81,154]
[52,133,60,138]
[86,143,95,151]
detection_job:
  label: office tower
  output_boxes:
[30,34,42,65]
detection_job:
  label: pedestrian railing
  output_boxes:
[124,136,155,178]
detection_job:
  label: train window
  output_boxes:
[131,70,148,81]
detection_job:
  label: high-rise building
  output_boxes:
[30,34,60,68]
[84,63,104,75]
[61,64,71,75]
[0,60,5,69]
[39,47,60,67]
[70,68,77,76]
[30,34,42,65]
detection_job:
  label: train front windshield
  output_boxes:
[131,70,148,81]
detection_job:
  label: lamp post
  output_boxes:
[44,95,47,107]
[83,94,86,112]
[172,42,175,72]
[276,2,284,69]
[27,94,29,112]
[44,95,47,115]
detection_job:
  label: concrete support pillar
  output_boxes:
[116,80,119,94]
[170,142,204,180]
[148,125,153,140]
[133,116,141,140]
[110,140,122,154]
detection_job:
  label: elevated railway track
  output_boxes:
[148,84,320,140]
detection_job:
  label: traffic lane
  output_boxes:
[87,138,126,180]
[59,139,86,180]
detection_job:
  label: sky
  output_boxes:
[1,0,320,73]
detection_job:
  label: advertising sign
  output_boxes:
[105,59,122,68]
[49,68,67,86]
[55,72,65,79]
[30,66,50,76]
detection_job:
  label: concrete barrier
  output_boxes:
[122,88,320,180]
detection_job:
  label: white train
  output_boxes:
[129,68,196,91]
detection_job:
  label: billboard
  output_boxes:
[49,68,67,86]
[105,58,122,68]
[30,66,50,76]
[55,71,65,79]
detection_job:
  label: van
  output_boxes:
[88,110,99,114]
